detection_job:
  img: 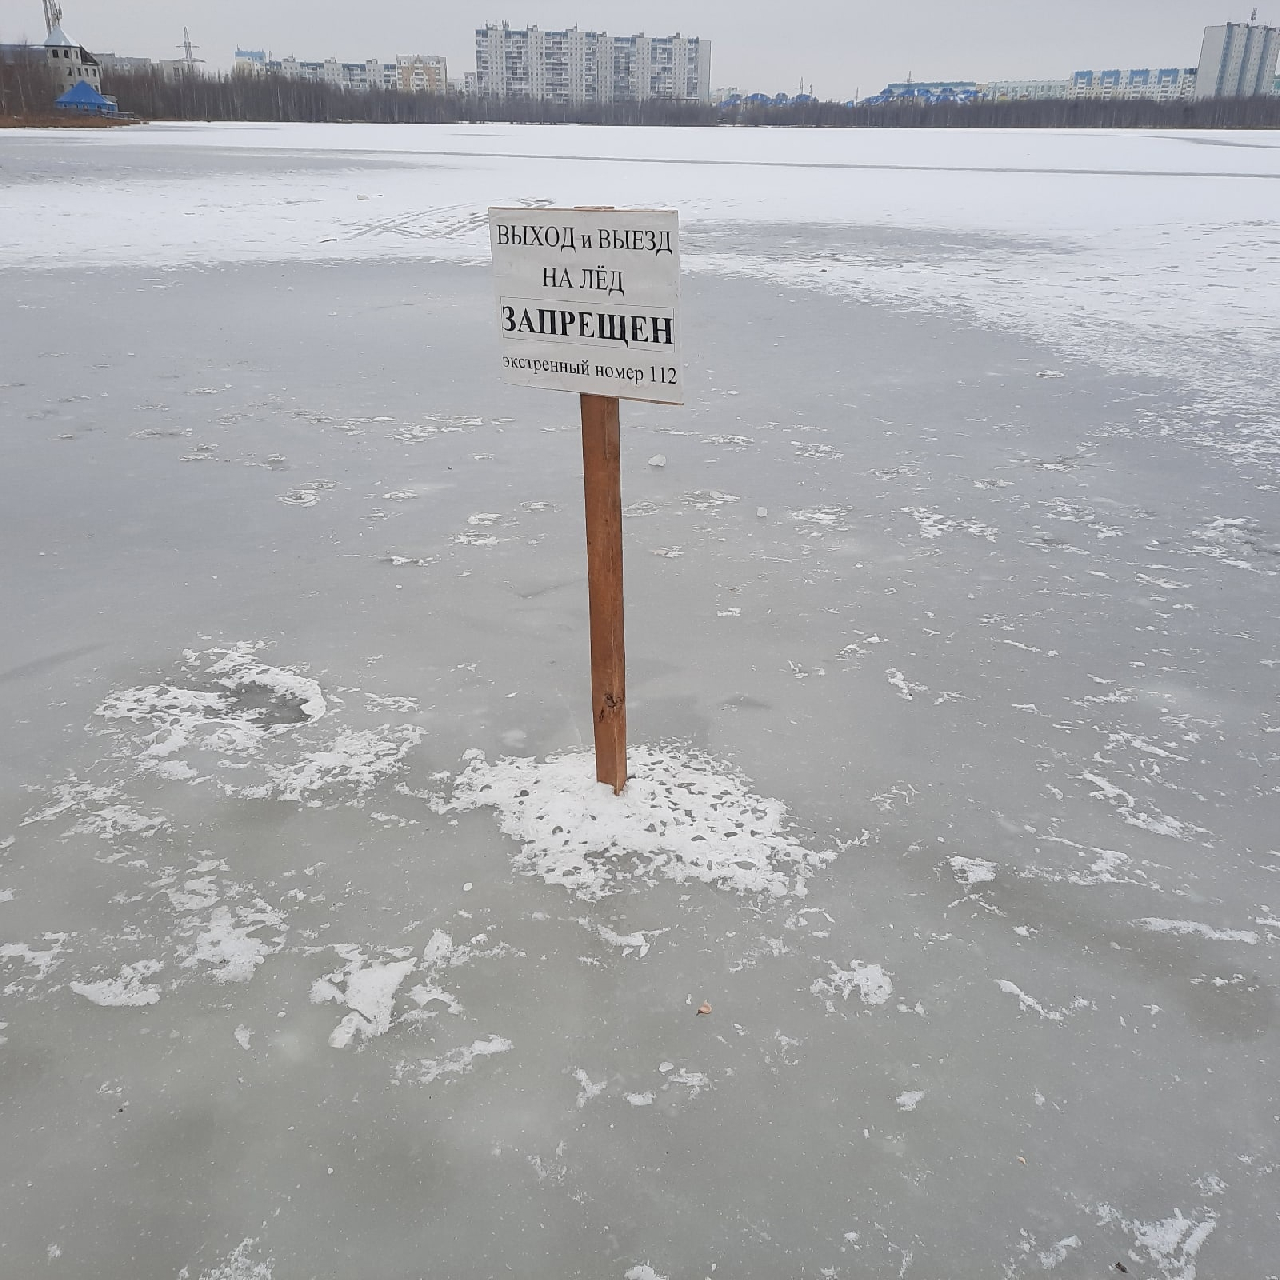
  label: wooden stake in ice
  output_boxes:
[580,393,627,792]
[489,206,682,796]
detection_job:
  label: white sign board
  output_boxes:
[490,207,683,405]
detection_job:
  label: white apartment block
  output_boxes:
[475,24,711,104]
[984,79,1069,101]
[233,48,447,93]
[981,68,1195,103]
[1069,66,1197,100]
[1195,22,1280,97]
[95,52,154,75]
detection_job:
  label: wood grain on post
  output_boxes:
[579,392,627,793]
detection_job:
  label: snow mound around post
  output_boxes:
[449,744,836,901]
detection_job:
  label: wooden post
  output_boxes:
[580,392,627,793]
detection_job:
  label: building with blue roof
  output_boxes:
[53,78,118,114]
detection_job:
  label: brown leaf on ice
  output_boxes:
[696,1002,712,1016]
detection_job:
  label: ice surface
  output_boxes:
[1,121,1277,1278]
[4,123,1278,445]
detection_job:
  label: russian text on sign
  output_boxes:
[490,208,683,405]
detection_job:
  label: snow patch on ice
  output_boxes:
[184,904,283,983]
[95,643,326,775]
[895,1090,925,1112]
[399,1035,513,1085]
[812,960,894,1008]
[0,935,68,982]
[683,489,741,509]
[197,1238,273,1280]
[1022,844,1152,888]
[624,1267,669,1280]
[664,1067,711,1099]
[1093,1204,1217,1280]
[1037,1235,1080,1269]
[311,947,418,1048]
[886,668,927,701]
[1080,772,1207,842]
[949,856,997,886]
[1134,918,1258,945]
[267,727,424,803]
[578,917,668,958]
[70,959,162,1007]
[22,779,166,846]
[900,506,998,541]
[448,744,835,901]
[70,804,167,841]
[92,644,421,804]
[993,980,1091,1023]
[572,1067,608,1108]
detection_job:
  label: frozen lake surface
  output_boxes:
[1,123,1278,1278]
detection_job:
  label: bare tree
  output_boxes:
[0,43,54,119]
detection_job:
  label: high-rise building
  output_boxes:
[475,24,711,104]
[1195,21,1280,98]
[396,54,447,94]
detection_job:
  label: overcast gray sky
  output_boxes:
[3,1,1271,97]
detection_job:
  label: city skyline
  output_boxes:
[2,1,1275,97]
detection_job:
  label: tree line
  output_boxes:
[0,44,53,118]
[98,70,1280,129]
[95,67,724,126]
[6,53,1280,129]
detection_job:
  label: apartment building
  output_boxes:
[1195,21,1280,97]
[395,54,447,94]
[234,48,447,93]
[984,79,1069,101]
[475,24,711,104]
[1070,66,1197,100]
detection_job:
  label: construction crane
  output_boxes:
[42,0,63,35]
